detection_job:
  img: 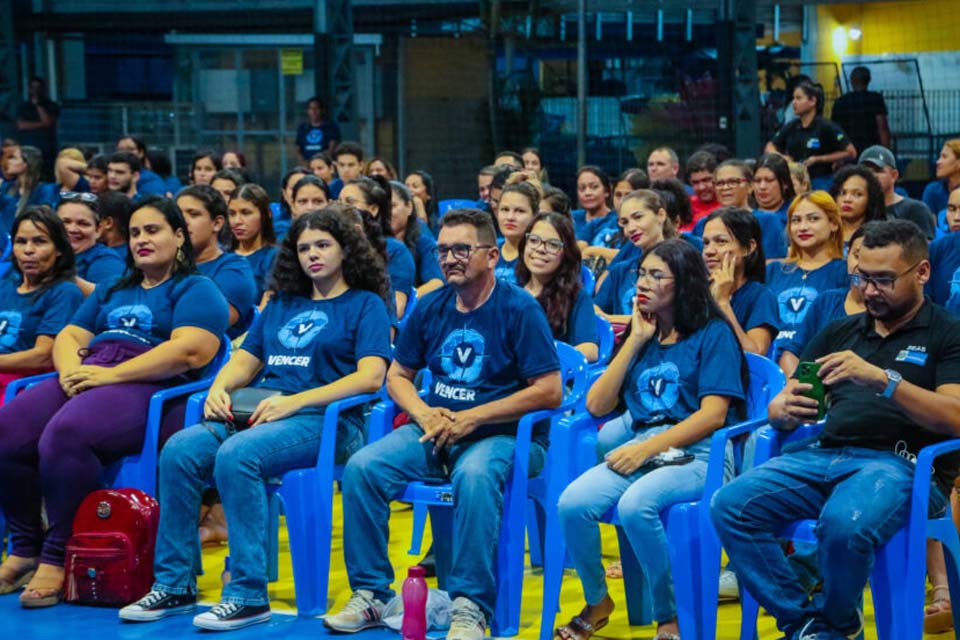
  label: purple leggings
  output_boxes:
[0,340,184,565]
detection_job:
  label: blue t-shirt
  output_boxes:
[237,245,278,302]
[623,318,745,455]
[295,121,341,160]
[137,169,167,196]
[571,209,588,238]
[730,280,781,337]
[608,242,642,269]
[780,287,849,357]
[76,242,127,284]
[495,252,519,284]
[328,178,343,201]
[394,282,560,443]
[680,232,704,253]
[0,279,83,353]
[765,259,848,347]
[927,232,960,314]
[241,289,391,398]
[923,180,951,216]
[594,261,637,316]
[754,210,788,260]
[579,212,621,248]
[412,222,443,285]
[71,274,229,358]
[386,236,417,296]
[109,244,128,260]
[164,175,183,195]
[560,288,600,348]
[197,252,258,339]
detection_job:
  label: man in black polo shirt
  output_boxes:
[766,80,857,189]
[712,219,960,640]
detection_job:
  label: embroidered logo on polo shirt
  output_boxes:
[108,305,153,332]
[440,328,486,385]
[0,311,23,348]
[636,362,681,413]
[895,346,928,366]
[278,310,328,349]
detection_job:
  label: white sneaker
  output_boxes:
[323,589,386,633]
[718,569,740,602]
[446,597,487,640]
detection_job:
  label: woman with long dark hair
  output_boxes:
[189,150,221,187]
[389,181,443,297]
[556,238,746,640]
[0,196,229,608]
[573,166,613,239]
[121,209,390,631]
[227,183,278,305]
[1,146,57,227]
[404,170,438,232]
[701,207,780,355]
[272,166,309,240]
[829,165,888,245]
[516,212,599,362]
[495,181,539,284]
[0,207,82,391]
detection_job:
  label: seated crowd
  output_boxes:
[0,98,959,640]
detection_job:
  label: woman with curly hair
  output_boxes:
[516,212,598,362]
[121,208,392,631]
[829,164,888,246]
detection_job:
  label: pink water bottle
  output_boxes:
[401,565,428,640]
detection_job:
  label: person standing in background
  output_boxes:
[15,78,59,181]
[296,97,341,164]
[831,66,891,154]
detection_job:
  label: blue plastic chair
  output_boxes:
[0,233,12,279]
[183,385,385,616]
[593,315,614,370]
[580,264,596,294]
[538,352,785,640]
[368,341,589,637]
[738,422,960,640]
[4,336,232,497]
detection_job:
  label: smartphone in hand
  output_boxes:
[795,361,826,420]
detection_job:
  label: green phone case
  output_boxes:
[795,361,826,420]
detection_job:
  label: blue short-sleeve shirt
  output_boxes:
[623,318,745,454]
[386,236,417,296]
[197,252,258,339]
[413,225,443,285]
[780,287,850,357]
[608,242,641,269]
[579,212,621,248]
[236,245,278,303]
[71,275,229,353]
[76,243,126,284]
[766,259,849,347]
[394,282,560,443]
[594,261,637,316]
[495,252,519,284]
[730,280,781,336]
[0,279,83,353]
[754,210,788,260]
[927,232,960,314]
[240,289,391,397]
[560,288,600,348]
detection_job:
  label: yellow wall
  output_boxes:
[815,0,960,66]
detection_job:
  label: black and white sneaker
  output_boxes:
[119,589,197,622]
[192,601,271,631]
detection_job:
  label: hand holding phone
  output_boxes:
[794,361,827,420]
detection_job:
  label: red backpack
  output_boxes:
[64,488,159,606]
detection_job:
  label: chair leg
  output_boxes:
[527,499,545,568]
[739,589,761,640]
[429,506,454,591]
[938,525,960,638]
[539,527,567,640]
[267,490,280,582]
[278,469,333,616]
[616,525,654,626]
[408,502,428,555]
[871,527,910,640]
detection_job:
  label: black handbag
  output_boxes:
[228,387,285,430]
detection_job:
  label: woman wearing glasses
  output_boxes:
[56,191,126,296]
[701,207,780,356]
[495,181,539,284]
[556,238,746,640]
[765,192,848,360]
[594,190,675,328]
[0,196,228,608]
[0,207,83,394]
[516,212,599,363]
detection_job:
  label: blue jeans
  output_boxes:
[557,416,713,623]
[711,443,947,636]
[151,411,364,606]
[341,424,545,622]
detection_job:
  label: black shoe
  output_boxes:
[193,602,271,630]
[119,589,197,622]
[417,550,436,578]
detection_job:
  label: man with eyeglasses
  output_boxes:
[327,208,562,640]
[713,219,960,640]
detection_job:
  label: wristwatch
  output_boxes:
[881,368,903,398]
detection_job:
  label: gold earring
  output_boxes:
[176,246,185,264]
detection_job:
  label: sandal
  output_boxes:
[654,633,681,640]
[19,567,63,609]
[555,614,609,640]
[0,558,38,595]
[925,584,953,635]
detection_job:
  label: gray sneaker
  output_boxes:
[446,597,487,640]
[323,590,386,633]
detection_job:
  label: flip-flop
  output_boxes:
[19,581,63,608]
[0,564,37,595]
[924,585,953,635]
[554,614,609,640]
